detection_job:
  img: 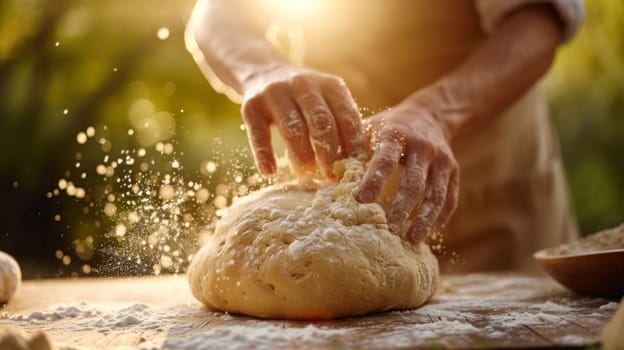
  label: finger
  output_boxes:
[293,83,342,178]
[406,161,451,243]
[264,89,316,176]
[241,100,276,175]
[386,152,428,234]
[323,82,366,158]
[434,168,459,231]
[358,131,403,203]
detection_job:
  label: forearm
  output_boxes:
[187,0,289,97]
[407,4,563,139]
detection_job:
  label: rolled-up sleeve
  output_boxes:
[476,0,584,42]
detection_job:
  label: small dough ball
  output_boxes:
[0,327,30,350]
[189,158,439,320]
[0,327,56,350]
[0,251,21,303]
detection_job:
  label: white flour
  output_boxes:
[163,324,352,350]
[599,302,620,311]
[12,303,98,321]
[8,302,235,332]
[2,296,614,350]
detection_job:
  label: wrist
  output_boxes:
[404,80,475,141]
[240,61,293,94]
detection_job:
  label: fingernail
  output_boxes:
[261,162,276,175]
[358,188,375,202]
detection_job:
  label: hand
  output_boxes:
[240,65,367,178]
[358,98,459,243]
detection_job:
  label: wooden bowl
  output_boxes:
[534,248,624,298]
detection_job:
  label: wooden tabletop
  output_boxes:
[0,273,619,349]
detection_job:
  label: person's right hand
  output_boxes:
[240,65,367,178]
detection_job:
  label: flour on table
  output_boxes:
[188,158,439,319]
[9,302,215,333]
[1,289,616,350]
[12,303,98,321]
[599,301,620,311]
[163,324,351,350]
[8,301,231,327]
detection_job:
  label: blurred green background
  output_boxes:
[0,0,622,278]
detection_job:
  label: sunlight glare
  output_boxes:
[290,0,312,12]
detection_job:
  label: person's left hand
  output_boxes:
[358,98,460,243]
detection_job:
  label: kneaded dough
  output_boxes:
[188,158,439,319]
[0,251,21,303]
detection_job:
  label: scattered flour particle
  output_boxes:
[599,302,620,311]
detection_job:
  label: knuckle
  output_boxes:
[412,140,435,158]
[381,125,408,142]
[377,134,404,155]
[307,107,334,136]
[278,113,307,139]
[361,169,385,192]
[429,184,447,205]
[347,134,367,157]
[434,155,451,170]
[402,175,425,198]
[291,74,313,90]
[375,153,398,174]
[311,139,343,165]
[264,81,287,96]
[439,151,458,169]
[324,75,345,87]
[253,144,271,154]
[416,201,436,222]
[298,91,320,106]
[334,100,359,118]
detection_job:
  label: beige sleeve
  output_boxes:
[475,0,584,42]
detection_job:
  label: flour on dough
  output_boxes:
[0,251,21,303]
[188,158,439,319]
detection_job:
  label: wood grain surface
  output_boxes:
[0,273,619,349]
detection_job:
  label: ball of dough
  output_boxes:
[0,251,21,303]
[189,159,439,319]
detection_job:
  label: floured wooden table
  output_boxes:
[0,273,618,349]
